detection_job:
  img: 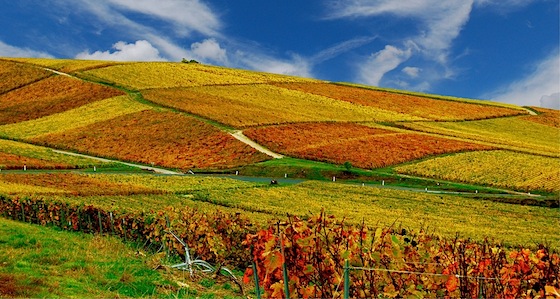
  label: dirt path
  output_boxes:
[52,149,183,175]
[230,131,284,159]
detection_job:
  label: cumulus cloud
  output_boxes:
[75,40,166,61]
[0,40,53,58]
[191,38,227,64]
[482,50,560,107]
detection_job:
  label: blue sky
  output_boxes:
[0,0,558,108]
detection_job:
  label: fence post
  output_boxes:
[98,210,103,234]
[344,259,350,299]
[280,232,290,299]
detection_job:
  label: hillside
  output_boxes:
[0,57,558,298]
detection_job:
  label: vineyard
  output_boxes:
[142,85,421,128]
[0,57,558,298]
[395,150,560,192]
[272,82,527,121]
[77,62,318,90]
[522,107,560,128]
[31,110,271,170]
[0,60,52,94]
[0,139,110,169]
[0,75,124,125]
[400,117,560,157]
[0,195,557,298]
[244,122,494,168]
[0,95,150,139]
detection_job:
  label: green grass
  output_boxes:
[0,217,247,298]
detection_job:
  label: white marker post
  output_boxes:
[23,165,26,171]
[332,176,336,182]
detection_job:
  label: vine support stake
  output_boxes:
[280,232,290,299]
[251,245,261,299]
[344,259,350,299]
[98,210,103,234]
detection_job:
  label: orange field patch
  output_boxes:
[244,123,494,168]
[0,173,160,196]
[522,107,560,128]
[0,76,124,125]
[32,110,271,170]
[272,83,527,121]
[0,152,73,170]
[0,60,52,94]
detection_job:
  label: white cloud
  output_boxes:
[75,40,166,61]
[358,45,413,86]
[402,66,421,78]
[482,50,560,107]
[0,40,53,58]
[327,0,474,87]
[104,0,221,36]
[233,51,312,78]
[191,38,227,64]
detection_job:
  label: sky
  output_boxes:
[0,0,558,109]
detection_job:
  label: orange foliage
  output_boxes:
[272,82,526,120]
[523,107,560,128]
[0,76,124,125]
[0,152,72,170]
[32,110,271,169]
[244,123,494,168]
[0,60,52,94]
[0,173,160,196]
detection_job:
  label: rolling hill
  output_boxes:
[0,57,558,298]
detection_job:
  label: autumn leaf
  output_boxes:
[445,275,458,293]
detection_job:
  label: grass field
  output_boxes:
[244,122,494,168]
[142,85,423,128]
[0,217,245,298]
[0,75,124,125]
[273,82,526,120]
[78,62,319,90]
[0,95,150,139]
[31,110,271,170]
[401,116,560,157]
[395,150,560,193]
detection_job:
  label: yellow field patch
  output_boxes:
[143,85,424,127]
[79,62,320,90]
[199,180,558,247]
[401,117,560,157]
[5,57,124,73]
[395,150,560,192]
[0,181,65,194]
[0,95,150,139]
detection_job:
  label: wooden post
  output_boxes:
[98,210,103,234]
[280,232,290,299]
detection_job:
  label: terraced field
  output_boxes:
[77,62,319,90]
[142,85,422,127]
[31,110,271,170]
[244,122,494,168]
[396,150,560,192]
[273,82,527,120]
[400,117,560,157]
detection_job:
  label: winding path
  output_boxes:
[230,130,284,159]
[52,149,183,175]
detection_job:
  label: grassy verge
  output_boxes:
[0,217,246,298]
